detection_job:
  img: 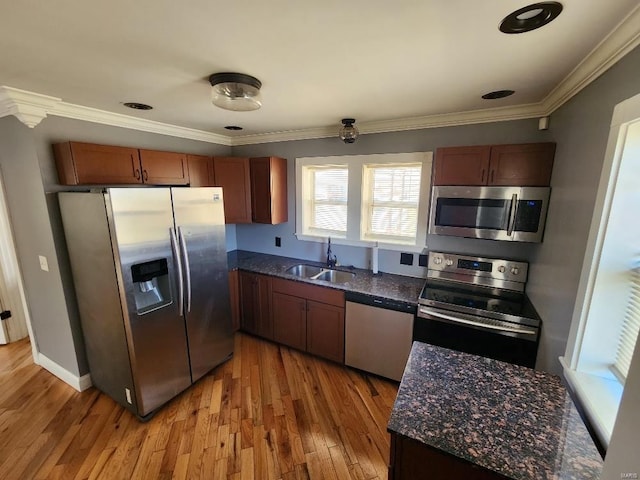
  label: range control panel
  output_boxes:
[428,251,528,284]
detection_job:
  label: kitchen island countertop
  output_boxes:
[387,342,603,480]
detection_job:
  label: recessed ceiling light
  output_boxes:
[482,90,515,100]
[224,125,243,131]
[499,2,563,34]
[123,102,153,110]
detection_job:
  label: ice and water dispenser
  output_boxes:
[131,259,172,314]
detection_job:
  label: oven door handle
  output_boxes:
[418,307,538,336]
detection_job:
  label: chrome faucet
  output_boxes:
[326,237,337,268]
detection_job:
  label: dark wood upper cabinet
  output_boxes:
[433,146,491,186]
[433,143,555,187]
[488,143,555,186]
[186,154,213,187]
[212,157,252,224]
[53,142,142,185]
[250,157,288,224]
[138,149,189,185]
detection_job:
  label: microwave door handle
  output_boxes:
[507,193,518,236]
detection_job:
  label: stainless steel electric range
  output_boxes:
[414,251,541,368]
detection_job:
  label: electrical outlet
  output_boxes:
[419,254,428,267]
[400,253,414,266]
[275,236,281,247]
[38,255,49,272]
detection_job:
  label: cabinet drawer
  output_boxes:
[271,277,344,307]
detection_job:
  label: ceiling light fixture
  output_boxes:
[339,118,359,144]
[209,72,262,111]
[499,2,563,34]
[482,90,515,99]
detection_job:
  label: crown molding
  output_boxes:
[229,103,547,146]
[48,102,232,146]
[0,86,62,128]
[540,4,640,114]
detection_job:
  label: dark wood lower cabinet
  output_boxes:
[306,300,344,363]
[272,292,307,350]
[389,434,508,480]
[228,270,240,331]
[239,271,272,340]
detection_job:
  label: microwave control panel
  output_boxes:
[428,251,528,284]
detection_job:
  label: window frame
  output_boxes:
[561,91,640,448]
[295,152,432,251]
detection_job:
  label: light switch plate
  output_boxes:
[38,255,49,272]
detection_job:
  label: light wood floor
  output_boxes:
[0,333,399,479]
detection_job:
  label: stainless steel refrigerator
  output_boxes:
[59,187,233,419]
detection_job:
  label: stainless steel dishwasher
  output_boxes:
[345,292,415,381]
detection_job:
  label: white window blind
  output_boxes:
[613,266,640,381]
[305,166,348,235]
[361,163,422,244]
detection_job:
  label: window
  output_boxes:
[561,93,640,448]
[296,153,432,249]
[361,164,422,243]
[613,266,640,382]
[303,166,348,237]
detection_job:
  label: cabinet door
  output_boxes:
[228,270,240,332]
[255,274,273,340]
[212,157,252,223]
[488,143,555,186]
[187,154,213,187]
[250,157,288,224]
[432,146,491,186]
[272,292,307,351]
[53,142,142,185]
[139,149,189,185]
[239,272,259,335]
[306,300,345,363]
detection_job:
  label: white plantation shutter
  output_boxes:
[306,166,348,235]
[613,267,640,381]
[362,163,422,243]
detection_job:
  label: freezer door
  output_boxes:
[172,187,234,382]
[107,188,192,416]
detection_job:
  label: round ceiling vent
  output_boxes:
[123,102,153,110]
[499,2,563,34]
[482,90,515,100]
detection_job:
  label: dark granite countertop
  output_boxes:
[227,249,424,308]
[388,342,603,480]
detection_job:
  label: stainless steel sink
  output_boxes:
[285,263,356,284]
[286,264,324,278]
[313,269,355,284]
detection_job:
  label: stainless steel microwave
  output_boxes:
[428,186,550,242]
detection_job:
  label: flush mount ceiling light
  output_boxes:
[482,90,515,99]
[499,2,563,34]
[339,118,359,144]
[208,72,262,111]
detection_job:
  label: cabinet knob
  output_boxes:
[143,169,149,182]
[490,169,495,183]
[134,169,141,180]
[481,168,486,183]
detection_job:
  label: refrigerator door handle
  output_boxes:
[178,226,192,313]
[170,227,184,316]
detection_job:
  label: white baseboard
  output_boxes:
[36,352,93,392]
